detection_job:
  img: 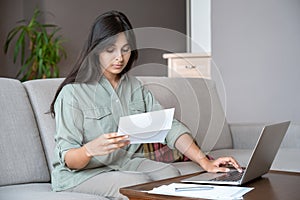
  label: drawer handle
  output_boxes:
[185,65,196,69]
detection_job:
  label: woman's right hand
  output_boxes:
[65,133,130,170]
[84,132,130,157]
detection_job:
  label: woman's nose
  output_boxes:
[115,51,123,61]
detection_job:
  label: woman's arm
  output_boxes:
[175,133,242,173]
[139,81,241,172]
[65,133,130,170]
[65,146,91,170]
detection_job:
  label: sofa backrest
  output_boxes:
[137,77,233,152]
[23,78,63,172]
[23,77,233,172]
[0,78,50,186]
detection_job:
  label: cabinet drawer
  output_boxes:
[168,57,211,78]
[169,65,210,78]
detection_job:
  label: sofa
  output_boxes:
[0,76,299,200]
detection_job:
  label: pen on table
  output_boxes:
[175,186,214,192]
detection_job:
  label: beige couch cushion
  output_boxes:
[0,78,50,186]
[0,183,108,200]
[137,77,233,152]
[23,78,63,172]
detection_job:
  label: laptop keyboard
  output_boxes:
[210,170,244,182]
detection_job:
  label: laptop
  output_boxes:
[182,121,290,185]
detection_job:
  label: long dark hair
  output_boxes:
[50,10,138,116]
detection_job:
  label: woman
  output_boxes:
[50,10,242,199]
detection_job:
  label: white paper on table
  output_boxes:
[148,183,254,199]
[117,108,175,144]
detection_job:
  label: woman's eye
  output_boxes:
[106,48,114,53]
[122,47,131,53]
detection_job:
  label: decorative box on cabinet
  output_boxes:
[163,53,211,79]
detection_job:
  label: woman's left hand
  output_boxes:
[201,156,243,173]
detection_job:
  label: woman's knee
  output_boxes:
[137,159,181,180]
[116,171,152,186]
[157,164,181,179]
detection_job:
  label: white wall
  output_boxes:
[190,0,211,53]
[211,0,300,124]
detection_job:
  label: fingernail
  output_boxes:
[226,168,230,172]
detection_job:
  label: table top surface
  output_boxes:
[120,170,300,200]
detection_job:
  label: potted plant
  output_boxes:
[3,8,66,81]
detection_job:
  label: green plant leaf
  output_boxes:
[38,58,44,78]
[48,27,61,40]
[16,19,26,24]
[4,7,66,81]
[20,31,26,64]
[17,56,33,79]
[29,8,40,28]
[13,30,26,63]
[40,27,48,44]
[42,24,58,28]
[4,26,24,53]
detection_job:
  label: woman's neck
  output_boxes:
[103,73,121,89]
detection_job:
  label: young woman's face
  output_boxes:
[99,32,131,79]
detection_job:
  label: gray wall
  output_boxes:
[0,0,24,78]
[0,0,186,78]
[211,0,300,123]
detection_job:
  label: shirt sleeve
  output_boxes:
[54,87,84,167]
[142,87,191,149]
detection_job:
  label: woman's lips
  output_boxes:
[112,63,123,68]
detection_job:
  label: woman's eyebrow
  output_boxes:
[122,43,130,48]
[104,44,115,49]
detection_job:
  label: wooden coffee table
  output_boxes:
[120,170,300,200]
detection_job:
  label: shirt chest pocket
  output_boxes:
[129,100,146,115]
[82,107,113,140]
[84,107,111,120]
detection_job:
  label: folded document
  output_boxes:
[117,108,175,144]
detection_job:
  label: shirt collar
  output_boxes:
[98,73,128,93]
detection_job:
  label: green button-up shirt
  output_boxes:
[51,74,190,191]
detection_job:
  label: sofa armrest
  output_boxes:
[229,122,300,149]
[220,122,300,173]
[229,123,265,149]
